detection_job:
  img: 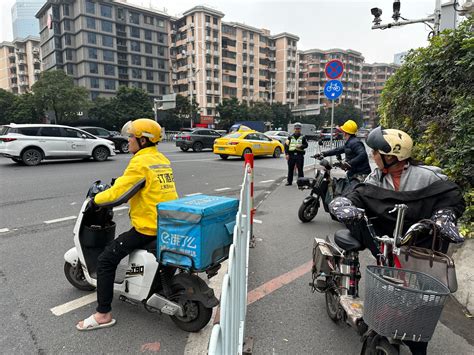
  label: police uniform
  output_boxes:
[284,133,308,185]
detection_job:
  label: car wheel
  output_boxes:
[21,148,42,166]
[92,146,110,162]
[241,148,252,160]
[119,141,129,153]
[273,147,282,158]
[192,142,203,152]
[219,154,228,160]
[180,146,190,152]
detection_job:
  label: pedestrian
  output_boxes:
[284,122,308,186]
[76,118,178,331]
[316,120,371,181]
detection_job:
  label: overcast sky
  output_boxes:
[0,0,443,63]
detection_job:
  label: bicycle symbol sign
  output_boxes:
[324,80,343,100]
[325,60,344,80]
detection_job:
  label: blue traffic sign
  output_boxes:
[324,80,343,100]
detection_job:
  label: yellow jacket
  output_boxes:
[94,146,178,236]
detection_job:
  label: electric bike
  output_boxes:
[310,205,450,354]
[64,181,221,332]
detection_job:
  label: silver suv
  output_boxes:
[0,124,116,166]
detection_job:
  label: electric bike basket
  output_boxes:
[364,266,450,342]
[157,195,238,271]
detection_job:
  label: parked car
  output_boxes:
[319,127,343,141]
[78,126,129,153]
[213,130,284,159]
[175,128,223,152]
[264,130,290,144]
[0,124,116,166]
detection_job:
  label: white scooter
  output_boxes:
[63,181,220,332]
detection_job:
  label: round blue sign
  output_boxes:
[324,80,343,100]
[325,60,344,80]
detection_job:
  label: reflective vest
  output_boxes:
[288,136,304,151]
[95,146,178,236]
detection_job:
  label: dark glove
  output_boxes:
[312,153,325,160]
[431,209,464,243]
[86,198,100,212]
[401,221,432,245]
[340,160,352,171]
[329,197,364,224]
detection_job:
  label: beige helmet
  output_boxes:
[366,126,413,160]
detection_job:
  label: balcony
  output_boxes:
[243,61,247,66]
[269,68,276,72]
[243,72,248,77]
[213,24,219,30]
[249,74,254,78]
[18,60,26,65]
[213,37,219,43]
[16,48,25,54]
[205,36,211,42]
[117,30,126,37]
[213,51,220,56]
[249,38,254,44]
[249,62,254,67]
[206,63,212,69]
[188,63,196,69]
[205,22,211,28]
[8,52,15,58]
[19,71,26,75]
[206,89,213,94]
[269,46,276,50]
[213,78,220,83]
[11,83,18,88]
[214,90,220,95]
[214,64,219,70]
[243,49,247,54]
[268,56,275,61]
[187,36,194,43]
[19,81,28,86]
[206,76,212,81]
[249,51,254,56]
[243,84,247,89]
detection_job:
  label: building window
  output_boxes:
[91,91,100,100]
[66,63,74,74]
[117,8,125,21]
[90,77,99,89]
[157,46,165,57]
[145,57,153,67]
[85,0,95,14]
[213,17,218,25]
[144,15,154,25]
[146,70,154,80]
[102,35,114,47]
[64,19,71,31]
[205,15,210,23]
[86,17,95,29]
[147,83,155,93]
[159,72,166,82]
[103,50,114,62]
[100,5,112,18]
[89,62,98,74]
[104,79,116,90]
[87,32,96,44]
[130,41,141,52]
[132,68,142,79]
[104,64,115,76]
[157,59,165,69]
[129,11,140,25]
[144,29,152,41]
[63,4,70,16]
[158,33,165,43]
[156,19,164,28]
[130,26,140,38]
[145,43,152,54]
[132,55,141,65]
[64,34,72,46]
[88,48,97,59]
[102,20,113,33]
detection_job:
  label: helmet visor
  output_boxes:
[121,121,133,137]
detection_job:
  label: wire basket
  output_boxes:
[364,265,450,342]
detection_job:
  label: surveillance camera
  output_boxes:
[371,7,383,24]
[392,0,401,21]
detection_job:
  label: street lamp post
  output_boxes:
[189,68,200,128]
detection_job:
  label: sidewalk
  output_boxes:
[244,179,474,354]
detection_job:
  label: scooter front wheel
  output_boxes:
[169,284,213,332]
[298,199,319,222]
[64,262,95,291]
[361,334,399,355]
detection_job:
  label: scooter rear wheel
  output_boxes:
[298,200,319,223]
[169,283,213,332]
[325,288,340,322]
[64,262,95,291]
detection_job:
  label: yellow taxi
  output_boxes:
[213,128,284,160]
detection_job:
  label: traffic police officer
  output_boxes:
[284,122,308,186]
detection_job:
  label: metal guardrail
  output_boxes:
[304,140,345,166]
[208,156,253,355]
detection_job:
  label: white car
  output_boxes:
[264,130,290,144]
[0,124,116,166]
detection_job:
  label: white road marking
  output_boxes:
[0,228,10,233]
[44,216,77,224]
[259,180,275,183]
[214,187,232,192]
[50,293,96,316]
[171,158,216,163]
[113,206,129,211]
[254,219,263,224]
[185,192,203,197]
[70,202,77,206]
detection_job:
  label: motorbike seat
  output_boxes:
[334,229,362,252]
[141,239,157,254]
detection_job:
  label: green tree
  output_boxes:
[10,93,43,123]
[31,70,89,123]
[378,18,473,234]
[112,86,154,127]
[271,102,294,130]
[0,89,16,124]
[88,97,117,127]
[248,101,273,122]
[319,102,363,127]
[215,98,249,129]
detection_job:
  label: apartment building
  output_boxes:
[169,6,299,118]
[36,0,172,99]
[0,36,41,94]
[361,62,399,126]
[12,0,45,40]
[297,48,364,110]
